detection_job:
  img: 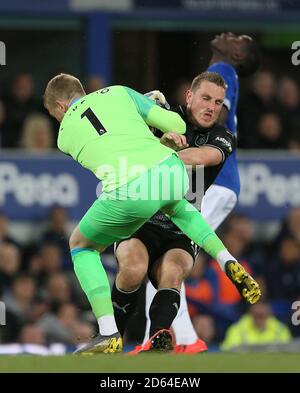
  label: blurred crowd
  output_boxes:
[0,205,299,351]
[238,71,300,151]
[185,209,300,349]
[0,207,96,349]
[0,73,105,151]
[0,70,300,151]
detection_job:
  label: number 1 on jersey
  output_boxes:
[81,108,107,136]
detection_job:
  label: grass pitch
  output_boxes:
[0,353,299,373]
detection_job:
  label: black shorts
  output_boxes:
[115,223,197,288]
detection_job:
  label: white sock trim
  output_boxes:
[216,250,237,272]
[98,315,118,336]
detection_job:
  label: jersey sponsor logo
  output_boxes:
[214,136,232,152]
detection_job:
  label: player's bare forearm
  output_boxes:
[178,146,223,167]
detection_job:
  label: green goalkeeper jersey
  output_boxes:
[58,85,186,192]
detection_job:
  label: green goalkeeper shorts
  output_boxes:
[79,154,189,246]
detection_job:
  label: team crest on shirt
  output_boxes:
[195,133,209,146]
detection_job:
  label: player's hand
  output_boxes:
[145,90,170,109]
[160,132,188,151]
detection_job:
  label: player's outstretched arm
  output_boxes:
[147,105,186,135]
[125,87,186,135]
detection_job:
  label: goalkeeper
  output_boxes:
[43,73,260,354]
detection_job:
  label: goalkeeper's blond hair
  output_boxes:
[44,73,85,109]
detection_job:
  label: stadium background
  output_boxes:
[0,0,300,366]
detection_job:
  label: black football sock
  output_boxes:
[149,288,180,338]
[111,281,142,337]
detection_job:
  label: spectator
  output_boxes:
[86,75,105,94]
[172,79,191,106]
[221,302,291,351]
[238,71,279,148]
[38,302,94,344]
[2,73,41,147]
[0,243,21,292]
[222,213,266,276]
[222,214,254,253]
[19,324,46,346]
[252,71,277,106]
[278,77,300,111]
[0,213,18,246]
[255,112,285,149]
[40,207,71,269]
[20,113,54,151]
[27,299,50,325]
[29,243,63,285]
[185,252,214,318]
[272,208,300,247]
[2,274,37,324]
[277,77,300,141]
[266,237,300,302]
[192,314,217,346]
[45,273,72,306]
[42,272,88,316]
[286,208,300,243]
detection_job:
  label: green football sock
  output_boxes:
[71,248,114,319]
[166,199,226,259]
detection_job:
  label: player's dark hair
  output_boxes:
[191,72,226,91]
[44,73,85,108]
[236,39,261,77]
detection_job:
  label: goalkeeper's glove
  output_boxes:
[144,90,170,110]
